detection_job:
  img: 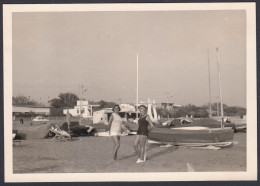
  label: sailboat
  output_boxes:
[135,54,158,123]
[148,48,234,147]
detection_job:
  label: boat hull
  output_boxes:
[148,127,234,143]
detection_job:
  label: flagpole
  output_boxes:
[207,49,212,118]
[79,85,82,125]
[66,110,71,134]
[216,48,224,129]
[136,53,139,119]
[217,100,220,119]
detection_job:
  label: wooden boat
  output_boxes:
[234,123,246,132]
[148,126,234,144]
[148,48,235,147]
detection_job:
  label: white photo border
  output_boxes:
[3,3,257,182]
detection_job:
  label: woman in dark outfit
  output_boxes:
[133,105,154,163]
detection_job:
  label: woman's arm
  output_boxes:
[146,116,154,131]
[121,122,130,133]
[108,115,114,132]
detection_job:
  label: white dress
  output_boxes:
[110,113,123,136]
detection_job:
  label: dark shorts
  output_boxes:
[137,130,149,137]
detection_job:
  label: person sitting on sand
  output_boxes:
[134,105,154,163]
[108,104,127,161]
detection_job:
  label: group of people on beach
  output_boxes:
[108,104,154,163]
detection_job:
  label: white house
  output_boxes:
[93,104,136,124]
[63,100,99,118]
[93,108,112,124]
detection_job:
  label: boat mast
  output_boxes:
[79,85,82,125]
[66,110,71,134]
[136,53,139,119]
[217,100,220,119]
[207,49,212,118]
[216,48,224,129]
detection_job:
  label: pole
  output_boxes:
[167,96,169,120]
[207,50,212,118]
[216,48,224,129]
[79,85,82,125]
[136,53,139,119]
[217,101,219,119]
[66,110,71,134]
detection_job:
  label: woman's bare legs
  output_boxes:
[111,136,120,160]
[139,135,148,161]
[133,135,141,159]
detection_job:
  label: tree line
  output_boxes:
[13,93,117,115]
[13,95,45,107]
[157,103,246,118]
[13,93,246,117]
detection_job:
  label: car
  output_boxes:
[31,116,49,125]
[32,116,49,122]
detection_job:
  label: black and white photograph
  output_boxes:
[3,3,257,182]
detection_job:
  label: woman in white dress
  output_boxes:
[108,104,126,160]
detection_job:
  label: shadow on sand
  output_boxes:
[118,144,178,161]
[146,145,179,161]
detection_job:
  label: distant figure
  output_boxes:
[20,118,23,124]
[108,104,127,161]
[134,105,154,163]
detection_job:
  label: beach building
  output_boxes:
[13,105,51,115]
[63,100,99,118]
[161,102,182,110]
[93,103,136,124]
[93,108,112,124]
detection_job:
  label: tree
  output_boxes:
[89,100,117,109]
[224,106,246,116]
[99,100,106,109]
[156,108,168,118]
[49,98,65,108]
[13,95,44,106]
[194,109,208,118]
[49,93,79,108]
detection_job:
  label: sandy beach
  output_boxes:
[13,132,246,173]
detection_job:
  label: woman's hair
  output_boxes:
[112,104,121,111]
[138,105,147,110]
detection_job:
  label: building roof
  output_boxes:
[13,105,52,108]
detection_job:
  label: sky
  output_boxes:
[12,10,246,107]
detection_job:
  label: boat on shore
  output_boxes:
[148,48,235,147]
[148,126,234,145]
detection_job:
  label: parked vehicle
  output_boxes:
[49,121,97,137]
[31,116,49,125]
[32,116,49,122]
